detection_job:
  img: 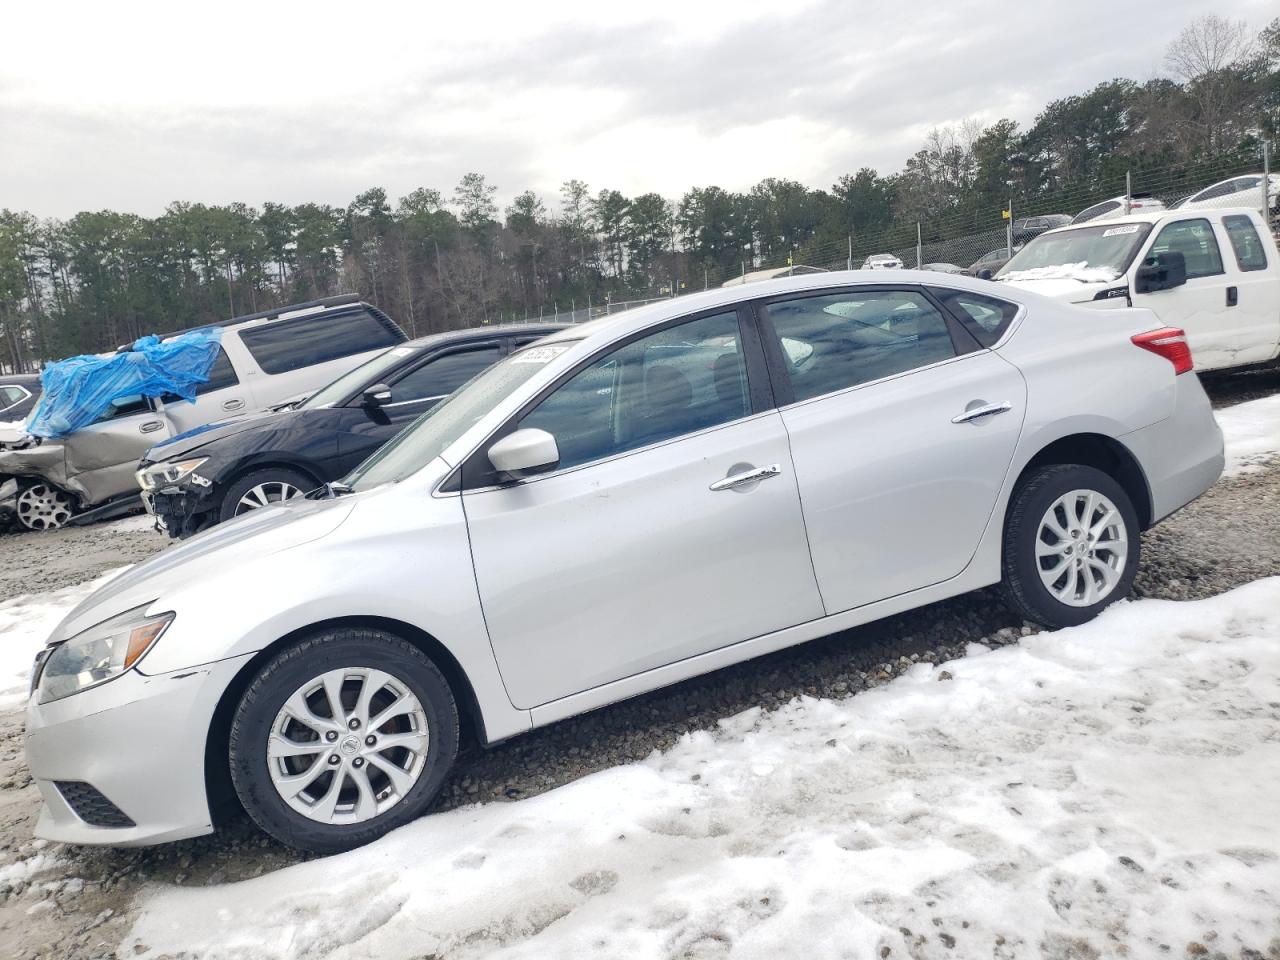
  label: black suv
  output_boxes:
[138,323,565,537]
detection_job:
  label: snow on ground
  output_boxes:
[1218,392,1280,477]
[0,570,125,709]
[128,580,1280,960]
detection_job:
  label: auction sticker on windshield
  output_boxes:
[512,345,572,363]
[1102,225,1141,237]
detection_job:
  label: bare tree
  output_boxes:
[1165,15,1255,80]
[1164,15,1259,152]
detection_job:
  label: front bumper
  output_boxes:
[141,483,216,538]
[24,651,254,846]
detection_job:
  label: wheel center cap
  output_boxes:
[340,736,360,755]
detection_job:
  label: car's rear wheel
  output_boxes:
[15,482,76,531]
[1001,464,1140,629]
[228,628,459,853]
[219,468,312,523]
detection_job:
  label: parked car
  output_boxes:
[997,206,1280,373]
[964,245,1022,277]
[1070,194,1165,224]
[24,271,1223,853]
[1011,214,1072,243]
[139,323,565,538]
[0,296,407,531]
[721,264,826,287]
[861,253,904,270]
[920,262,965,274]
[1169,173,1279,216]
[0,374,41,425]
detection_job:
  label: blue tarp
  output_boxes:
[26,328,223,439]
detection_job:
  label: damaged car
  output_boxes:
[138,323,564,537]
[0,296,406,531]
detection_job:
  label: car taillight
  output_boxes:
[1131,327,1193,374]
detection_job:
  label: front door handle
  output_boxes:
[139,420,164,434]
[951,401,1013,424]
[222,398,246,411]
[710,463,782,492]
[1226,286,1238,307]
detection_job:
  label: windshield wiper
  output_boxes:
[309,480,354,500]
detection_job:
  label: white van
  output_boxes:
[995,207,1280,373]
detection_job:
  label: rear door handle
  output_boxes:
[139,420,165,434]
[221,398,246,411]
[1226,286,1238,307]
[710,463,781,491]
[951,401,1013,424]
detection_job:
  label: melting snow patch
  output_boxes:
[999,262,1120,283]
[1218,392,1280,477]
[128,580,1280,959]
[0,569,128,709]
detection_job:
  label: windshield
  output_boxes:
[998,222,1153,281]
[302,345,419,409]
[345,341,578,490]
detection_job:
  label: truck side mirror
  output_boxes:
[1134,251,1187,293]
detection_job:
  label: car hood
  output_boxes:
[146,407,307,462]
[47,495,357,645]
[997,276,1114,303]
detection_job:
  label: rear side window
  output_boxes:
[1149,218,1224,279]
[762,290,958,402]
[1074,200,1120,224]
[0,385,28,407]
[1221,215,1268,272]
[390,345,502,402]
[930,289,1019,347]
[239,309,402,375]
[196,347,239,394]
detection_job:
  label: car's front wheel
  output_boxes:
[219,468,312,523]
[15,481,76,531]
[228,628,459,853]
[1001,464,1140,629]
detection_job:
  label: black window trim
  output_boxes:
[448,304,774,493]
[748,283,986,408]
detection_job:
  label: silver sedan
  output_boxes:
[24,271,1223,852]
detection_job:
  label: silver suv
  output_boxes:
[0,295,406,530]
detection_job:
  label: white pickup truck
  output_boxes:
[993,206,1280,373]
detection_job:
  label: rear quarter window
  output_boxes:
[929,288,1020,347]
[238,308,403,375]
[1221,215,1268,272]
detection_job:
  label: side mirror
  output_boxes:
[977,268,993,281]
[361,383,393,406]
[487,428,559,478]
[1134,251,1187,293]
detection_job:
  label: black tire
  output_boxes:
[1000,464,1140,629]
[228,627,459,854]
[218,467,314,523]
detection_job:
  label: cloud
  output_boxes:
[0,0,1264,218]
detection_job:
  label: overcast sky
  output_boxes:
[2,0,1273,219]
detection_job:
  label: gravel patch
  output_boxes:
[0,375,1275,959]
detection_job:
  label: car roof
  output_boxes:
[539,269,1042,348]
[0,374,41,385]
[1043,204,1264,237]
[401,322,566,352]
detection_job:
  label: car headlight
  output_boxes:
[136,457,208,491]
[37,606,174,703]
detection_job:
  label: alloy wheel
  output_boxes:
[266,667,430,825]
[1035,488,1129,607]
[234,481,304,515]
[15,483,74,531]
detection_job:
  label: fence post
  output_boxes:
[847,234,853,271]
[1124,171,1132,216]
[916,222,922,269]
[1262,140,1271,222]
[1006,197,1013,259]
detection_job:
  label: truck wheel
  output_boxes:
[219,468,313,522]
[15,482,76,531]
[1001,464,1140,629]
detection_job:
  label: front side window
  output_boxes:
[1221,215,1268,272]
[762,290,957,402]
[390,345,502,403]
[519,311,750,471]
[239,309,402,375]
[1149,218,1224,279]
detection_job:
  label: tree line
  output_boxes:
[1,14,1276,371]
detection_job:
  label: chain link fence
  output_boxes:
[518,146,1276,323]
